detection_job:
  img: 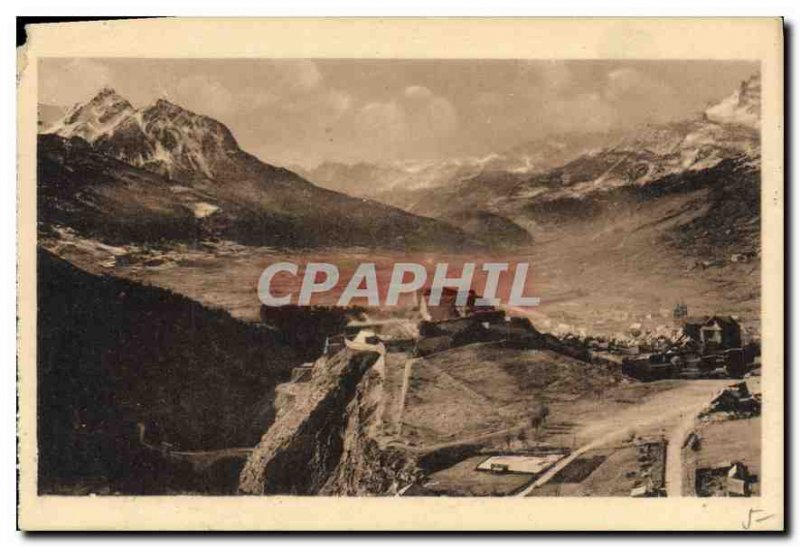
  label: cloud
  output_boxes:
[241,61,350,122]
[517,65,680,134]
[604,68,664,102]
[601,68,678,123]
[137,61,354,164]
[355,101,408,144]
[550,92,617,132]
[416,96,458,136]
[172,75,236,118]
[530,61,574,94]
[350,87,459,161]
[41,58,746,168]
[262,60,323,93]
[168,65,333,124]
[404,85,433,101]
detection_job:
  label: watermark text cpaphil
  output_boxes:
[257,261,540,308]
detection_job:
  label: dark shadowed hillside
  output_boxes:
[38,135,205,244]
[37,248,302,494]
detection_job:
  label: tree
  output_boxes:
[530,404,550,431]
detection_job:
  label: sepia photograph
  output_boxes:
[16,17,784,531]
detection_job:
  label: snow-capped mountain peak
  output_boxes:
[45,90,243,183]
[45,87,135,142]
[704,73,761,129]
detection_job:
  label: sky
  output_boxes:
[39,58,758,168]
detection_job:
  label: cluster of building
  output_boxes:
[618,313,758,381]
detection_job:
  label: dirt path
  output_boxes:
[662,382,742,497]
[516,380,729,497]
[664,409,704,497]
[395,357,416,435]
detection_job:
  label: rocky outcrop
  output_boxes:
[319,361,421,495]
[239,347,418,495]
[705,74,760,130]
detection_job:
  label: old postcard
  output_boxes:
[17,18,784,531]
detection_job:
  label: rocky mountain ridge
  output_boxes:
[39,90,481,250]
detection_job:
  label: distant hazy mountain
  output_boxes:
[294,161,410,197]
[297,152,569,199]
[298,131,636,202]
[39,89,479,250]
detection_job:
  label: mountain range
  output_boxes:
[39,74,760,256]
[39,89,477,250]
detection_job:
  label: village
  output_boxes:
[260,286,762,498]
